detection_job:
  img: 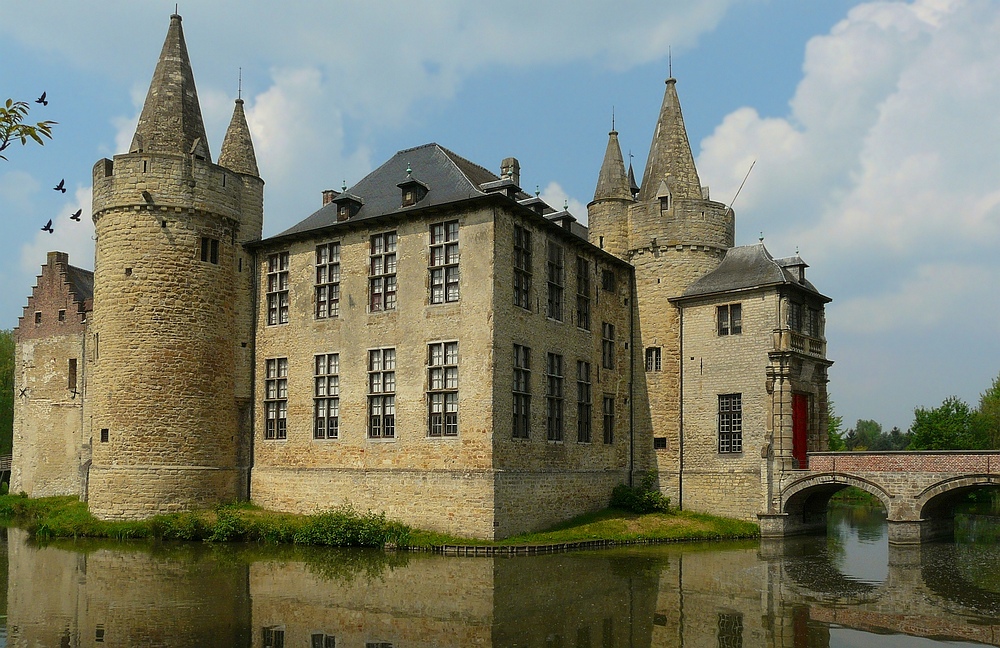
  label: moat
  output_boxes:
[1,506,998,647]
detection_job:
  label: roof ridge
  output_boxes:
[435,144,498,186]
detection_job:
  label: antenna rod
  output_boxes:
[729,159,756,210]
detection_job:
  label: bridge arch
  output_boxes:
[914,475,1000,521]
[777,473,892,535]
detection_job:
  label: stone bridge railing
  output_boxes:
[808,451,1000,474]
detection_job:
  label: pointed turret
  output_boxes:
[627,161,640,199]
[129,14,211,161]
[638,77,701,203]
[220,99,259,177]
[593,130,632,201]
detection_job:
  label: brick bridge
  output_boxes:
[759,451,1000,544]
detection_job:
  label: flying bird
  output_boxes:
[41,219,54,234]
[35,92,47,106]
[53,179,65,193]
[70,209,82,221]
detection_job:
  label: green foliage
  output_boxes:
[0,99,56,161]
[0,329,12,455]
[827,400,845,450]
[292,505,410,548]
[844,419,882,450]
[975,372,1000,450]
[909,396,986,450]
[610,472,671,514]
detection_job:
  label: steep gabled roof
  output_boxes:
[270,143,499,239]
[675,243,830,302]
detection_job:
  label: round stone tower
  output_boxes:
[85,14,262,519]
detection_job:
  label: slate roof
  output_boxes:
[65,264,94,306]
[270,143,502,240]
[675,243,830,302]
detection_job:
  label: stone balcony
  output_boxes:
[772,329,826,358]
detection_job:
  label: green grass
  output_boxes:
[0,493,759,549]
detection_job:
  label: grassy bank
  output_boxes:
[0,494,759,549]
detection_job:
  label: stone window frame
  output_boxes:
[601,268,616,292]
[546,239,565,321]
[718,393,743,453]
[313,353,339,440]
[315,242,341,319]
[427,340,459,437]
[787,300,803,333]
[266,251,289,326]
[34,311,41,325]
[429,220,459,304]
[575,256,591,331]
[601,322,616,369]
[262,626,285,648]
[513,224,532,310]
[576,360,592,443]
[264,357,288,440]
[602,395,614,444]
[717,303,742,336]
[68,358,78,392]
[58,309,66,322]
[311,634,336,648]
[513,344,531,439]
[645,346,662,372]
[546,352,564,442]
[199,236,219,264]
[717,612,744,648]
[369,231,398,312]
[368,347,396,439]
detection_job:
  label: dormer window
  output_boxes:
[332,193,363,222]
[660,194,671,212]
[397,174,429,208]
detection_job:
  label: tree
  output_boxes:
[827,401,845,450]
[908,396,985,450]
[0,99,56,161]
[844,419,882,450]
[0,329,13,455]
[975,372,1000,450]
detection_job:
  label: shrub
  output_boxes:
[610,472,671,514]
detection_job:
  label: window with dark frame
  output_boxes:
[717,612,744,648]
[513,225,532,310]
[429,221,459,304]
[788,301,803,332]
[717,303,742,336]
[200,236,219,264]
[262,626,285,648]
[513,344,531,439]
[428,341,459,437]
[601,268,616,292]
[315,242,341,319]
[58,309,66,322]
[601,322,615,369]
[577,361,592,443]
[34,311,41,324]
[603,396,614,444]
[369,232,397,312]
[368,348,396,438]
[266,252,289,325]
[311,634,336,648]
[314,353,339,439]
[546,240,564,320]
[645,347,662,372]
[546,353,564,441]
[807,306,821,337]
[68,358,77,391]
[576,256,591,330]
[264,358,288,440]
[718,393,743,453]
[653,437,667,449]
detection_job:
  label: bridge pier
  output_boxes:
[758,513,827,539]
[887,517,954,545]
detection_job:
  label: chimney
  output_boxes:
[322,189,339,206]
[47,251,69,268]
[500,157,520,187]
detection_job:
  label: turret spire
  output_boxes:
[637,76,702,203]
[593,128,632,202]
[219,98,259,177]
[129,14,211,161]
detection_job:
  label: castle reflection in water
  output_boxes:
[3,516,1000,648]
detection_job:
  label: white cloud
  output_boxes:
[19,185,94,275]
[540,182,588,225]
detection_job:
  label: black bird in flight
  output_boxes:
[70,209,82,221]
[35,92,47,106]
[41,219,54,234]
[54,179,65,193]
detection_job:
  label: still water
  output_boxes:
[1,506,998,647]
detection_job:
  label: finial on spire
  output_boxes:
[238,67,242,100]
[342,180,347,192]
[759,232,764,243]
[795,245,800,255]
[535,185,540,197]
[175,3,179,14]
[406,162,412,176]
[612,106,615,133]
[563,199,568,211]
[668,46,672,78]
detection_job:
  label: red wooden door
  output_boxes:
[792,393,808,469]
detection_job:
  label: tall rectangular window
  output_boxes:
[314,353,339,439]
[200,236,219,264]
[603,396,615,444]
[68,358,78,391]
[262,626,285,648]
[718,303,742,336]
[369,232,397,312]
[577,361,592,443]
[546,240,564,320]
[718,393,743,453]
[264,358,288,440]
[645,347,662,372]
[546,353,564,441]
[513,344,531,439]
[513,225,532,310]
[807,306,821,337]
[576,256,591,330]
[601,322,615,369]
[315,242,341,319]
[601,268,616,292]
[266,252,289,326]
[428,341,459,436]
[429,221,459,303]
[788,301,803,332]
[368,348,396,438]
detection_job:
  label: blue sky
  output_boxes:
[2,0,997,433]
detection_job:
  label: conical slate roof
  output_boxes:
[129,14,211,161]
[219,99,259,177]
[593,130,632,202]
[638,77,701,203]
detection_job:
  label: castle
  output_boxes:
[12,14,831,539]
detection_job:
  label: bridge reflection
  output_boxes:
[4,527,1000,647]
